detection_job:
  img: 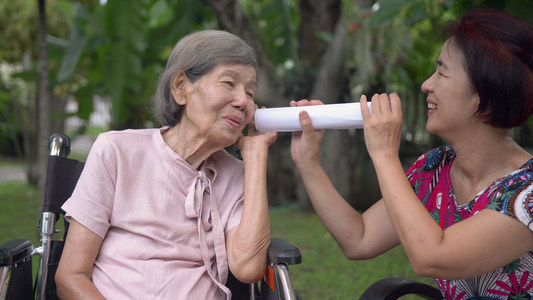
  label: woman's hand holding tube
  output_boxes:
[290,99,326,170]
[360,93,403,162]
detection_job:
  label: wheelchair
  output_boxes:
[0,133,442,300]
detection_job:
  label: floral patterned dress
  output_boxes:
[406,146,533,300]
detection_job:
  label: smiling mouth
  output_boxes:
[226,117,242,127]
[428,103,438,110]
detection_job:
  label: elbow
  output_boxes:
[341,245,381,261]
[344,252,378,261]
[55,271,67,299]
[231,262,267,284]
[343,249,363,260]
[229,234,270,284]
[408,256,440,278]
[411,265,439,278]
[229,247,268,283]
[411,263,430,277]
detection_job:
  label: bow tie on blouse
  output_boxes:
[184,171,231,299]
[185,171,210,219]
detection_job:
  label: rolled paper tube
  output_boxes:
[254,102,372,132]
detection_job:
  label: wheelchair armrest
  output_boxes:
[0,239,34,267]
[267,238,302,265]
[359,277,442,300]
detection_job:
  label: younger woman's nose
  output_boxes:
[421,73,435,93]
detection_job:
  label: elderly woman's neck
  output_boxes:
[162,125,215,170]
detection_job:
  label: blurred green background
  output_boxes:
[2,0,532,211]
[1,0,532,298]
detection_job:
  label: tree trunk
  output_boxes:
[37,0,51,208]
[298,0,342,65]
[296,1,346,211]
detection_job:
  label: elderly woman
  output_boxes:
[291,8,533,299]
[55,30,277,299]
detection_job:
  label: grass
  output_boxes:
[0,180,437,299]
[270,205,436,299]
[0,159,23,168]
[0,181,40,244]
[0,181,42,284]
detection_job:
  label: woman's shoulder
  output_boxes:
[97,128,158,142]
[489,157,533,196]
[486,157,533,229]
[91,128,159,151]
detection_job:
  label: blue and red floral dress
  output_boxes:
[406,146,533,300]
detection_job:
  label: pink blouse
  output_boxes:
[62,128,244,299]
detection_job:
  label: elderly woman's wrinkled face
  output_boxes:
[177,63,257,146]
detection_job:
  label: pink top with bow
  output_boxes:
[63,127,244,299]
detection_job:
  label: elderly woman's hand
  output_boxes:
[235,106,278,152]
[360,93,403,161]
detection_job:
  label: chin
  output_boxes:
[218,133,240,148]
[425,123,438,135]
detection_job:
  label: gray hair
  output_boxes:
[153,30,258,126]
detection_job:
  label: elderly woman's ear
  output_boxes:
[171,72,187,106]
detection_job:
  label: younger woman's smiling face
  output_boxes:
[421,38,480,138]
[174,63,257,147]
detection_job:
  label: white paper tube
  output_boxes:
[254,102,372,132]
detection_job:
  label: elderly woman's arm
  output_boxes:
[55,219,106,299]
[227,124,277,283]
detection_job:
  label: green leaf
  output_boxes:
[46,35,69,50]
[316,31,333,43]
[74,85,95,120]
[370,0,413,28]
[46,36,67,63]
[11,70,38,82]
[103,0,147,125]
[506,0,533,24]
[57,3,88,83]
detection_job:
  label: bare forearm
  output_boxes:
[296,161,370,258]
[56,220,105,300]
[56,275,106,300]
[372,156,444,267]
[230,144,271,282]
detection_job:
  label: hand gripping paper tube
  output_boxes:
[254,102,372,132]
